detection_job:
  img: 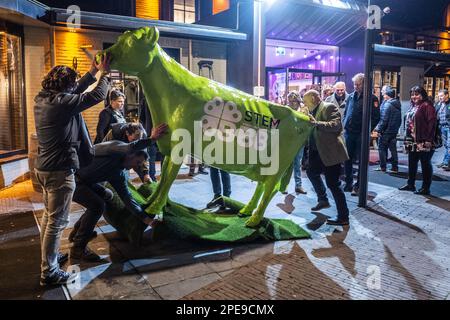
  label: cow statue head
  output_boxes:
[99,26,160,76]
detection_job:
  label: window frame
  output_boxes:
[0,21,28,159]
[173,0,196,24]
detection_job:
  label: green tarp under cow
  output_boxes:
[103,182,310,246]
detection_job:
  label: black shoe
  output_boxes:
[206,196,224,209]
[343,184,353,192]
[70,246,103,262]
[389,167,399,173]
[311,201,331,211]
[399,184,416,192]
[374,167,386,172]
[40,269,77,287]
[295,187,307,194]
[68,230,97,243]
[414,188,430,195]
[197,170,208,175]
[351,188,359,196]
[326,218,349,226]
[57,252,69,265]
[437,163,447,168]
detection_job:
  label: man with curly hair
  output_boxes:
[34,55,110,286]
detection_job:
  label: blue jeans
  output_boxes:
[35,169,75,278]
[293,147,305,188]
[442,126,450,165]
[344,132,361,188]
[148,143,158,180]
[72,182,109,248]
[210,167,231,197]
[378,133,398,169]
[306,149,349,220]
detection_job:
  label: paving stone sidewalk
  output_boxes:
[185,190,450,300]
[1,168,449,300]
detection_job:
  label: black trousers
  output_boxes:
[307,149,349,221]
[71,183,108,248]
[407,150,434,191]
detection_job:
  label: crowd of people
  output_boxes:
[33,53,449,287]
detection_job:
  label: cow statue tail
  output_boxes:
[279,162,294,193]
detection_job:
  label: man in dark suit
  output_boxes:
[342,73,380,196]
[303,90,350,226]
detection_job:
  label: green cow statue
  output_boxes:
[99,26,312,227]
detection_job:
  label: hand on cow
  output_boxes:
[142,174,152,184]
[150,123,169,141]
[308,114,317,126]
[91,52,111,75]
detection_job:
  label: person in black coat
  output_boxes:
[94,89,126,144]
[342,73,380,195]
[374,86,402,172]
[103,122,152,183]
[34,54,111,286]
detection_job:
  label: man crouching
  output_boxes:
[69,124,167,261]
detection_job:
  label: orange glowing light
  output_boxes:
[213,0,230,15]
[136,0,160,20]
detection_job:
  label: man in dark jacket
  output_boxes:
[102,122,151,183]
[69,126,167,262]
[374,86,402,172]
[342,73,380,195]
[436,89,450,170]
[34,55,110,286]
[69,124,167,261]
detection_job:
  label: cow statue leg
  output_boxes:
[239,182,264,217]
[245,178,282,227]
[145,156,181,216]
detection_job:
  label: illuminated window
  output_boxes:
[136,0,160,20]
[174,0,195,24]
[0,32,26,155]
[213,0,230,15]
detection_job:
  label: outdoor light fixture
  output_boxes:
[315,54,321,60]
[303,50,307,58]
[289,48,294,57]
[275,47,285,56]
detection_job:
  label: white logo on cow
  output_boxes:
[201,97,268,151]
[201,97,242,142]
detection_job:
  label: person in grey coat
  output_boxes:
[325,81,349,119]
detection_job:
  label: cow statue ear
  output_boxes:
[143,26,160,46]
